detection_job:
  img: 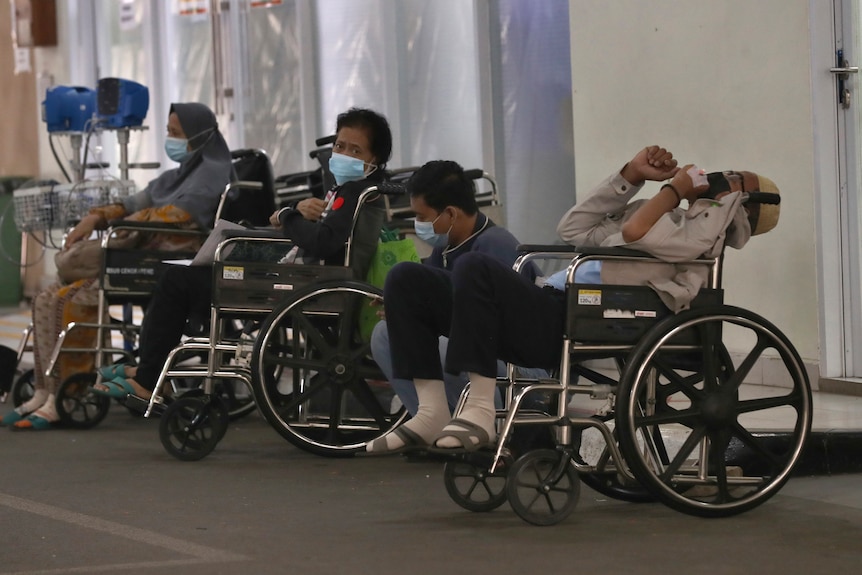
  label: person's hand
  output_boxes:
[669,164,709,202]
[621,145,680,185]
[369,298,385,320]
[64,214,100,248]
[295,198,327,221]
[268,209,282,227]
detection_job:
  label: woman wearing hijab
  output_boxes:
[1,103,232,430]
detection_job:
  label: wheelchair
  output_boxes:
[148,181,410,461]
[33,149,277,428]
[439,241,812,525]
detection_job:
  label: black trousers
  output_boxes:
[135,265,212,390]
[384,252,564,381]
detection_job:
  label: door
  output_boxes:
[821,0,862,379]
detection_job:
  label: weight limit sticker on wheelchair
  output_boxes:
[222,266,244,280]
[577,289,602,305]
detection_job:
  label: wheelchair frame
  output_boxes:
[440,245,812,525]
[22,150,276,428]
[149,183,410,461]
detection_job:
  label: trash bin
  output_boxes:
[0,176,33,306]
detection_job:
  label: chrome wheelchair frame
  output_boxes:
[148,183,410,461]
[440,245,812,525]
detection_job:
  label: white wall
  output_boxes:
[569,1,819,368]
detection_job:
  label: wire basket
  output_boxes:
[12,179,136,233]
[55,180,136,228]
[12,184,57,233]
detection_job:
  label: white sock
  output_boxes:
[17,388,49,415]
[367,378,449,452]
[436,373,497,448]
[32,394,59,422]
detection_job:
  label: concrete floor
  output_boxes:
[1,405,861,575]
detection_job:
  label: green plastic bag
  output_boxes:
[365,236,422,288]
[359,234,422,340]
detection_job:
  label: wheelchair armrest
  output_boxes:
[220,228,283,240]
[517,244,580,254]
[227,180,264,192]
[568,245,655,259]
[105,220,207,235]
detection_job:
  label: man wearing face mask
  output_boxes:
[366,160,540,454]
[89,108,393,402]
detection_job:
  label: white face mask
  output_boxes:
[164,137,190,162]
[413,212,450,247]
[329,152,376,185]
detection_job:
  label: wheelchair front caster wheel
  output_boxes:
[443,458,509,513]
[506,449,580,526]
[11,368,35,407]
[56,373,111,429]
[159,395,229,461]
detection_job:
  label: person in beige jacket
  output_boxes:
[374,145,777,453]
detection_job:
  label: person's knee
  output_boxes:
[382,261,426,300]
[451,251,500,290]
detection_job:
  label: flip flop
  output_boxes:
[429,418,494,453]
[10,414,53,431]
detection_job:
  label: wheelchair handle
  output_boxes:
[315,134,336,147]
[745,192,780,205]
[463,168,485,180]
[374,182,408,196]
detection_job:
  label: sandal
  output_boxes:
[89,379,134,399]
[10,413,53,431]
[97,363,129,380]
[430,418,493,452]
[0,410,27,426]
[364,426,429,455]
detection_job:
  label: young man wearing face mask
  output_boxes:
[366,160,540,454]
[89,108,392,401]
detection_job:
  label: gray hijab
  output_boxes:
[123,102,232,229]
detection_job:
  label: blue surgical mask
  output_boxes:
[164,137,190,163]
[329,152,369,185]
[414,212,450,248]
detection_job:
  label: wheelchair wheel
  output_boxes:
[506,449,580,526]
[11,369,35,407]
[251,280,407,457]
[171,377,256,422]
[159,395,229,461]
[443,455,510,512]
[615,305,812,518]
[55,373,111,429]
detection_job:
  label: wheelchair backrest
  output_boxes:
[210,182,392,312]
[220,148,277,227]
[344,186,388,280]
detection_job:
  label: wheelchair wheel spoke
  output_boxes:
[291,310,335,357]
[722,338,769,394]
[656,425,707,482]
